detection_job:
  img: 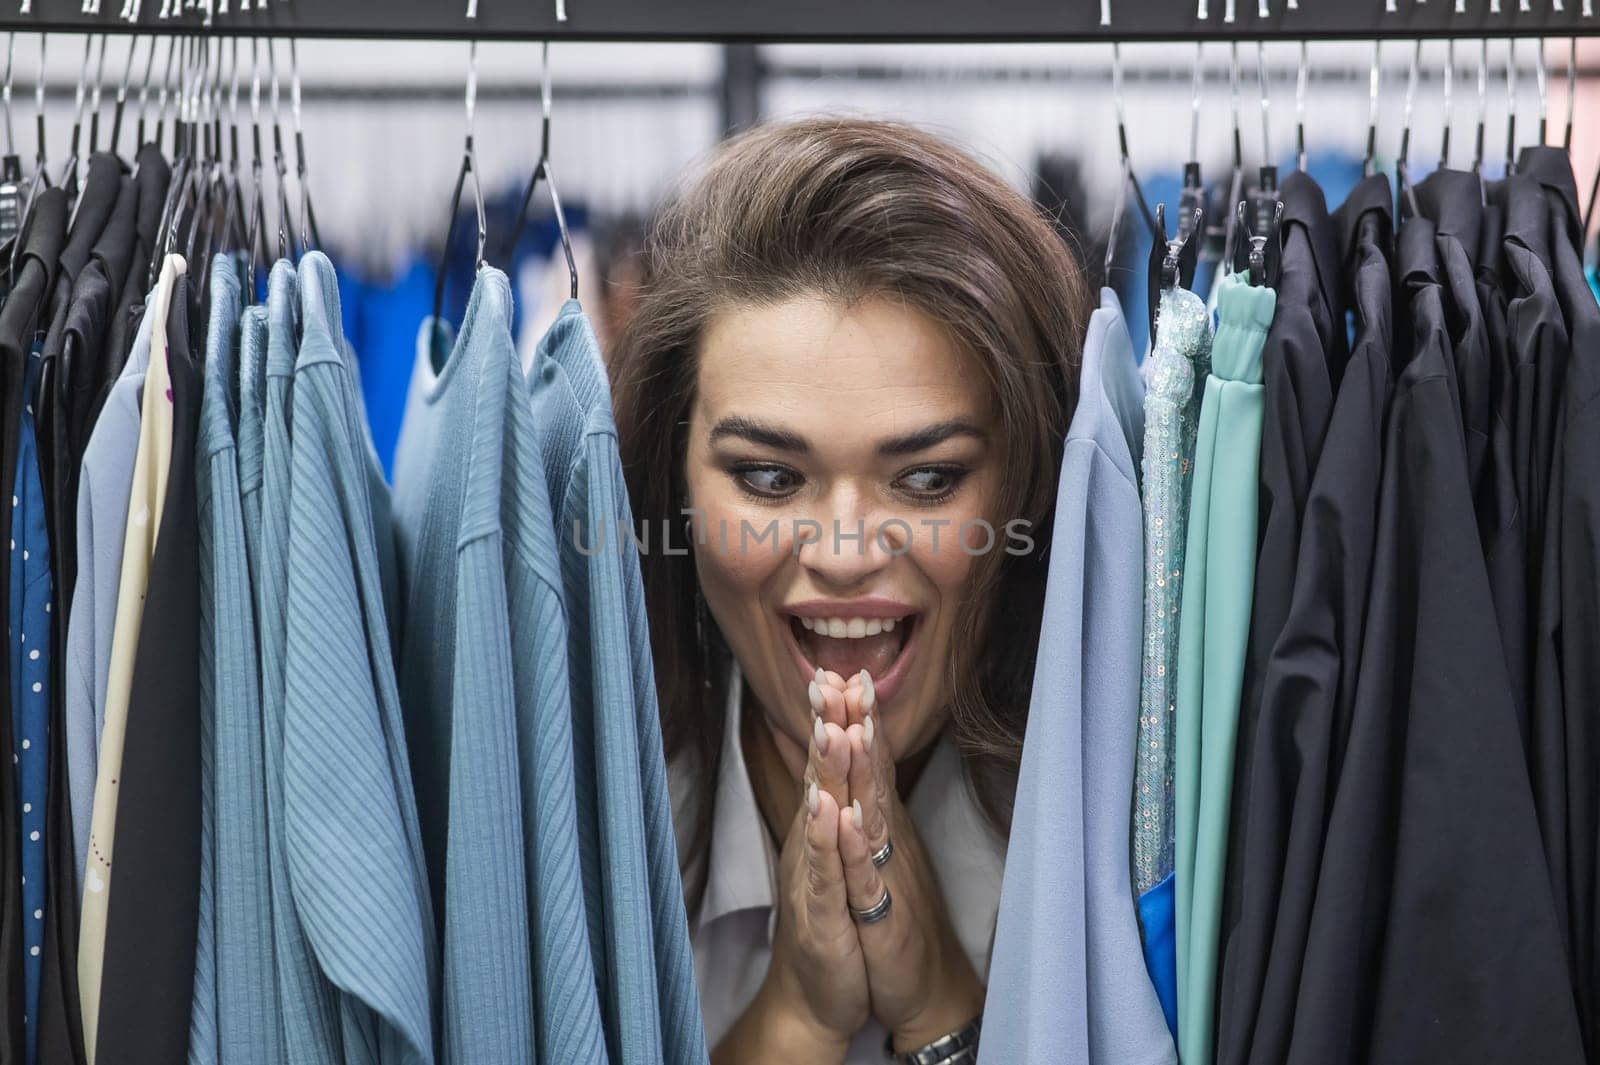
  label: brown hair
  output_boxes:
[610,116,1091,902]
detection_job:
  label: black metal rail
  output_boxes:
[0,0,1594,43]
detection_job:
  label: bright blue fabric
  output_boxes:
[1138,874,1178,1037]
[979,291,1174,1065]
[1587,262,1598,305]
[283,251,437,1065]
[13,339,50,1065]
[529,300,707,1065]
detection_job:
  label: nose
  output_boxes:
[794,489,901,591]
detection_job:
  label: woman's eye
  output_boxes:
[894,465,967,502]
[734,464,804,498]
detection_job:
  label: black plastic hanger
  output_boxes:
[501,41,577,299]
[432,38,488,324]
[1147,202,1204,346]
[1233,199,1283,287]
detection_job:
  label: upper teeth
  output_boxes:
[799,616,900,638]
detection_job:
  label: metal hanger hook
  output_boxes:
[1534,35,1548,145]
[1295,41,1309,171]
[1563,38,1575,150]
[3,33,14,156]
[1256,41,1270,167]
[1440,39,1454,170]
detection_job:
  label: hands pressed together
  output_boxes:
[713,670,984,1064]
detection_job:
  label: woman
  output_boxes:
[613,117,1090,1064]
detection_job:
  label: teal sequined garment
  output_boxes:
[1133,286,1213,896]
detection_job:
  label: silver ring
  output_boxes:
[870,838,893,868]
[850,885,892,925]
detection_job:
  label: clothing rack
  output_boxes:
[0,0,1596,42]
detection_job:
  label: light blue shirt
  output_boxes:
[65,307,152,898]
[257,260,345,1063]
[282,251,437,1065]
[197,252,283,1065]
[980,290,1176,1065]
[394,268,607,1065]
[530,300,707,1065]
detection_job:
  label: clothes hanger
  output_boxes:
[502,41,578,298]
[1294,40,1309,173]
[1147,202,1204,345]
[60,35,95,204]
[219,36,247,256]
[1176,42,1205,287]
[0,33,23,249]
[1248,41,1279,251]
[1396,39,1422,221]
[431,36,488,325]
[87,33,107,156]
[1440,39,1455,171]
[1362,41,1381,179]
[1101,39,1160,289]
[109,34,138,158]
[148,36,203,292]
[1473,38,1489,202]
[1534,34,1548,147]
[1233,198,1282,286]
[288,39,320,253]
[1562,38,1575,152]
[246,36,268,300]
[7,31,49,288]
[265,37,296,262]
[1221,41,1247,274]
[1504,38,1519,177]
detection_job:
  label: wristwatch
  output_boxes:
[882,1016,982,1065]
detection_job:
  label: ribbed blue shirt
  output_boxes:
[393,268,606,1065]
[197,252,283,1065]
[257,260,345,1063]
[529,300,707,1065]
[282,251,437,1065]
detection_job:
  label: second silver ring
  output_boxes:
[870,837,893,868]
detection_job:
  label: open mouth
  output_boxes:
[784,607,920,707]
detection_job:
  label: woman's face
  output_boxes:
[686,294,1002,778]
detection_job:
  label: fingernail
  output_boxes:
[808,680,824,715]
[813,715,828,754]
[861,670,876,713]
[864,714,875,752]
[807,781,820,817]
[852,799,863,830]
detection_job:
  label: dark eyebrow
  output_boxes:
[875,419,988,457]
[708,415,987,457]
[708,416,812,453]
